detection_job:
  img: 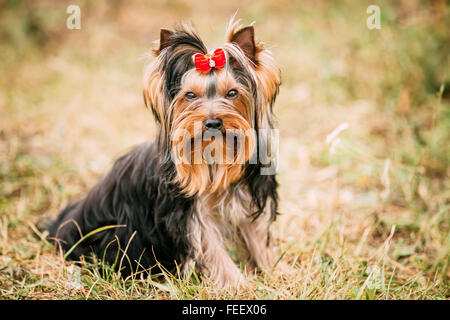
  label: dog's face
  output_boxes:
[144,20,280,196]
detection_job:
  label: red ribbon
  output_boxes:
[193,48,226,73]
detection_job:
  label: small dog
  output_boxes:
[47,18,281,288]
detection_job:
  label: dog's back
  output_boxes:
[47,141,194,276]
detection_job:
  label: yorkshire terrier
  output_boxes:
[47,17,281,289]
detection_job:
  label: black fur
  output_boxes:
[48,142,196,276]
[160,28,206,100]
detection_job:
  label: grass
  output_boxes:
[0,0,449,299]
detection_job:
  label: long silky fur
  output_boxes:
[47,18,280,285]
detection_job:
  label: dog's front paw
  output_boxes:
[211,269,253,291]
[273,261,297,277]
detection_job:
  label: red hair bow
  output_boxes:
[193,48,226,73]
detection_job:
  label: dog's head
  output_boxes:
[144,18,280,196]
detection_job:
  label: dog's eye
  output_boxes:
[185,92,197,100]
[225,89,238,99]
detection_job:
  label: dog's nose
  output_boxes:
[204,118,223,130]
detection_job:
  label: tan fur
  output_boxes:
[169,68,256,196]
[185,184,275,288]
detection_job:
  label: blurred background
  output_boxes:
[0,0,448,299]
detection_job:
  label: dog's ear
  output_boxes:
[154,29,173,55]
[159,29,173,50]
[230,26,256,63]
[227,21,280,130]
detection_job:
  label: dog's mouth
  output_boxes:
[172,130,249,166]
[205,127,222,134]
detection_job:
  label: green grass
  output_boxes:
[0,0,448,299]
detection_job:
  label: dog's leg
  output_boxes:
[239,210,297,277]
[238,212,277,273]
[188,214,247,289]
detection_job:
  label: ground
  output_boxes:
[0,0,449,299]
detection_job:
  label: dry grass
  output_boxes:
[0,0,449,299]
